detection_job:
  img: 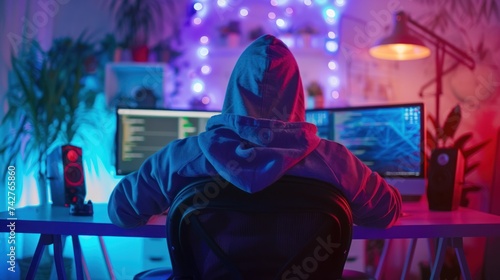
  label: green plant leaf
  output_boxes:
[465,162,480,175]
[0,117,27,164]
[441,105,461,140]
[460,184,483,207]
[3,33,99,189]
[108,0,176,47]
[463,139,491,158]
[453,132,473,150]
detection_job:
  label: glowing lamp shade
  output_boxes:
[369,12,431,60]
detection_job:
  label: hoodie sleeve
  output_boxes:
[340,146,402,228]
[315,142,402,228]
[349,170,402,228]
[108,148,170,228]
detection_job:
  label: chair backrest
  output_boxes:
[166,175,353,280]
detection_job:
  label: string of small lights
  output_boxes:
[182,0,348,109]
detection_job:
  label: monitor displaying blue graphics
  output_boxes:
[306,103,426,197]
[116,108,219,175]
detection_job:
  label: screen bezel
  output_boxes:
[306,102,426,179]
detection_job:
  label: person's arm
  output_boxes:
[318,142,402,228]
[349,169,402,228]
[108,150,170,228]
[342,150,402,228]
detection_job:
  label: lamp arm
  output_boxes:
[406,16,475,70]
[418,62,461,97]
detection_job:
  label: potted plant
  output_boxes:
[426,105,491,206]
[249,26,265,41]
[1,33,98,206]
[219,20,242,47]
[1,32,100,278]
[98,33,120,62]
[306,81,324,108]
[108,0,178,62]
[295,23,318,48]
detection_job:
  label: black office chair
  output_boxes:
[135,175,372,280]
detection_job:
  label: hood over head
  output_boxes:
[193,35,321,193]
[222,34,305,122]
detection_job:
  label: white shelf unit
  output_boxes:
[104,62,174,108]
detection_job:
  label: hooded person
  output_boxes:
[108,34,402,229]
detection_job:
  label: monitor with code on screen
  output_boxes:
[115,108,219,175]
[306,103,426,198]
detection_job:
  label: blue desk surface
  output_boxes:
[0,204,165,238]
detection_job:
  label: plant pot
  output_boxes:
[131,45,149,62]
[84,56,97,73]
[226,33,241,48]
[159,50,172,63]
[299,34,313,48]
[36,175,49,207]
[113,47,123,62]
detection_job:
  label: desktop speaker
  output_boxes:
[427,148,464,211]
[47,145,87,207]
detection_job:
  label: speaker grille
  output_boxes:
[49,145,87,206]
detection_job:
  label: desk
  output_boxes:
[2,203,500,280]
[0,204,161,280]
[354,202,500,279]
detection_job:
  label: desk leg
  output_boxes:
[427,238,435,268]
[26,234,67,280]
[82,255,92,280]
[26,235,51,279]
[400,238,418,280]
[430,237,472,280]
[430,238,447,280]
[53,235,67,280]
[451,237,472,280]
[72,235,85,280]
[375,239,391,279]
[99,236,117,280]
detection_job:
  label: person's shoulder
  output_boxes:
[152,136,204,168]
[312,139,362,167]
[166,136,202,153]
[315,139,349,152]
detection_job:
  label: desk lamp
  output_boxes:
[369,11,476,211]
[369,11,475,135]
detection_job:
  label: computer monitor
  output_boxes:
[115,108,219,175]
[306,103,426,198]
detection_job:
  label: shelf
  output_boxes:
[104,62,174,108]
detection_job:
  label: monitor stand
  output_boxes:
[385,178,426,202]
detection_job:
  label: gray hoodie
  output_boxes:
[108,34,402,229]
